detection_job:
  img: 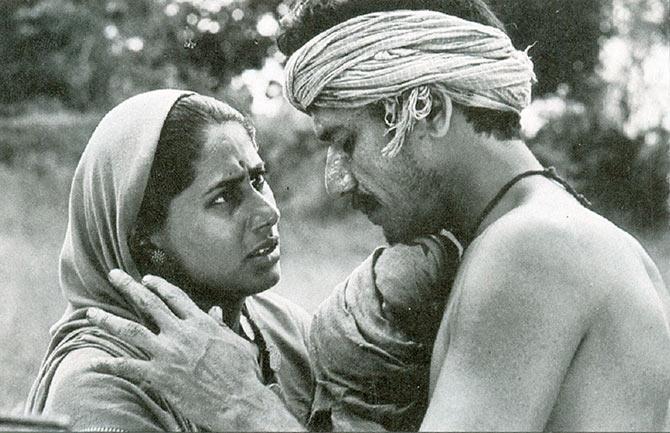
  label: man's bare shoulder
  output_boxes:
[472,200,647,286]
[425,201,633,430]
[451,199,657,334]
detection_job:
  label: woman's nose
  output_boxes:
[325,146,357,195]
[249,191,280,234]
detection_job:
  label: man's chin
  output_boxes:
[381,220,445,245]
[382,226,423,245]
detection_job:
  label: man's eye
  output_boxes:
[342,136,355,155]
[251,174,266,191]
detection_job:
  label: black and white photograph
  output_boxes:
[1,0,668,430]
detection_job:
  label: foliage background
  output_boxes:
[0,0,668,415]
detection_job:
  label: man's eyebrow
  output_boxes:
[316,126,334,142]
[317,126,349,143]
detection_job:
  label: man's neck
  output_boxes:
[447,138,543,239]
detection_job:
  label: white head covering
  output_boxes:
[285,10,535,112]
[59,89,193,319]
[26,90,197,430]
[284,10,536,155]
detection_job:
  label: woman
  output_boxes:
[26,89,459,431]
[24,90,314,431]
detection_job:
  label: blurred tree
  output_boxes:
[0,0,609,107]
[0,0,108,108]
[0,0,666,228]
[526,0,669,230]
[0,0,289,109]
[529,107,669,230]
[489,0,605,99]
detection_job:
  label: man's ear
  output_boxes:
[426,91,452,138]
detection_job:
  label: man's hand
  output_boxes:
[86,269,304,431]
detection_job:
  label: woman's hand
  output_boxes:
[86,269,303,431]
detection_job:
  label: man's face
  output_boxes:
[310,106,450,243]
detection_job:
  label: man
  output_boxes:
[91,0,670,430]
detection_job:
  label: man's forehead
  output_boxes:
[310,107,347,125]
[309,107,365,138]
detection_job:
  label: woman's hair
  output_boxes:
[278,0,521,140]
[129,93,255,274]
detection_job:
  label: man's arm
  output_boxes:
[421,220,595,431]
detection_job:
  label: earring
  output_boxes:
[150,248,167,266]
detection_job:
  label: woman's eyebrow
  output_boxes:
[204,174,244,196]
[203,163,266,196]
[248,163,266,177]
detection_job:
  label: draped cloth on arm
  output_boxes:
[284,10,536,156]
[308,235,461,432]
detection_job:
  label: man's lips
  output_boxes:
[246,237,279,258]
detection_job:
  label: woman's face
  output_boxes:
[152,121,281,299]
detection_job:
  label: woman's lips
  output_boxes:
[246,237,279,258]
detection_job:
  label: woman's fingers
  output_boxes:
[90,357,155,390]
[141,274,200,319]
[107,269,176,329]
[87,307,159,355]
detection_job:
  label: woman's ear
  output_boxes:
[426,91,452,138]
[144,232,169,268]
[149,230,166,251]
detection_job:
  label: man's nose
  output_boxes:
[249,191,280,234]
[325,147,357,195]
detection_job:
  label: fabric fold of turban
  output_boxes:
[284,10,536,115]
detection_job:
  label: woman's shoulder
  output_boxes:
[246,291,315,425]
[247,291,312,336]
[245,291,313,370]
[43,347,164,431]
[47,347,113,395]
[248,290,310,314]
[44,346,129,400]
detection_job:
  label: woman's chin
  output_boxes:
[245,262,281,294]
[260,263,281,289]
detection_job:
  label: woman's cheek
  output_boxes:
[201,216,240,258]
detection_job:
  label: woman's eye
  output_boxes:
[251,174,266,191]
[212,188,241,206]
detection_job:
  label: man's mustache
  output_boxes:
[351,192,379,212]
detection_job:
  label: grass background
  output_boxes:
[0,109,667,413]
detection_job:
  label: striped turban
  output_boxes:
[284,10,536,156]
